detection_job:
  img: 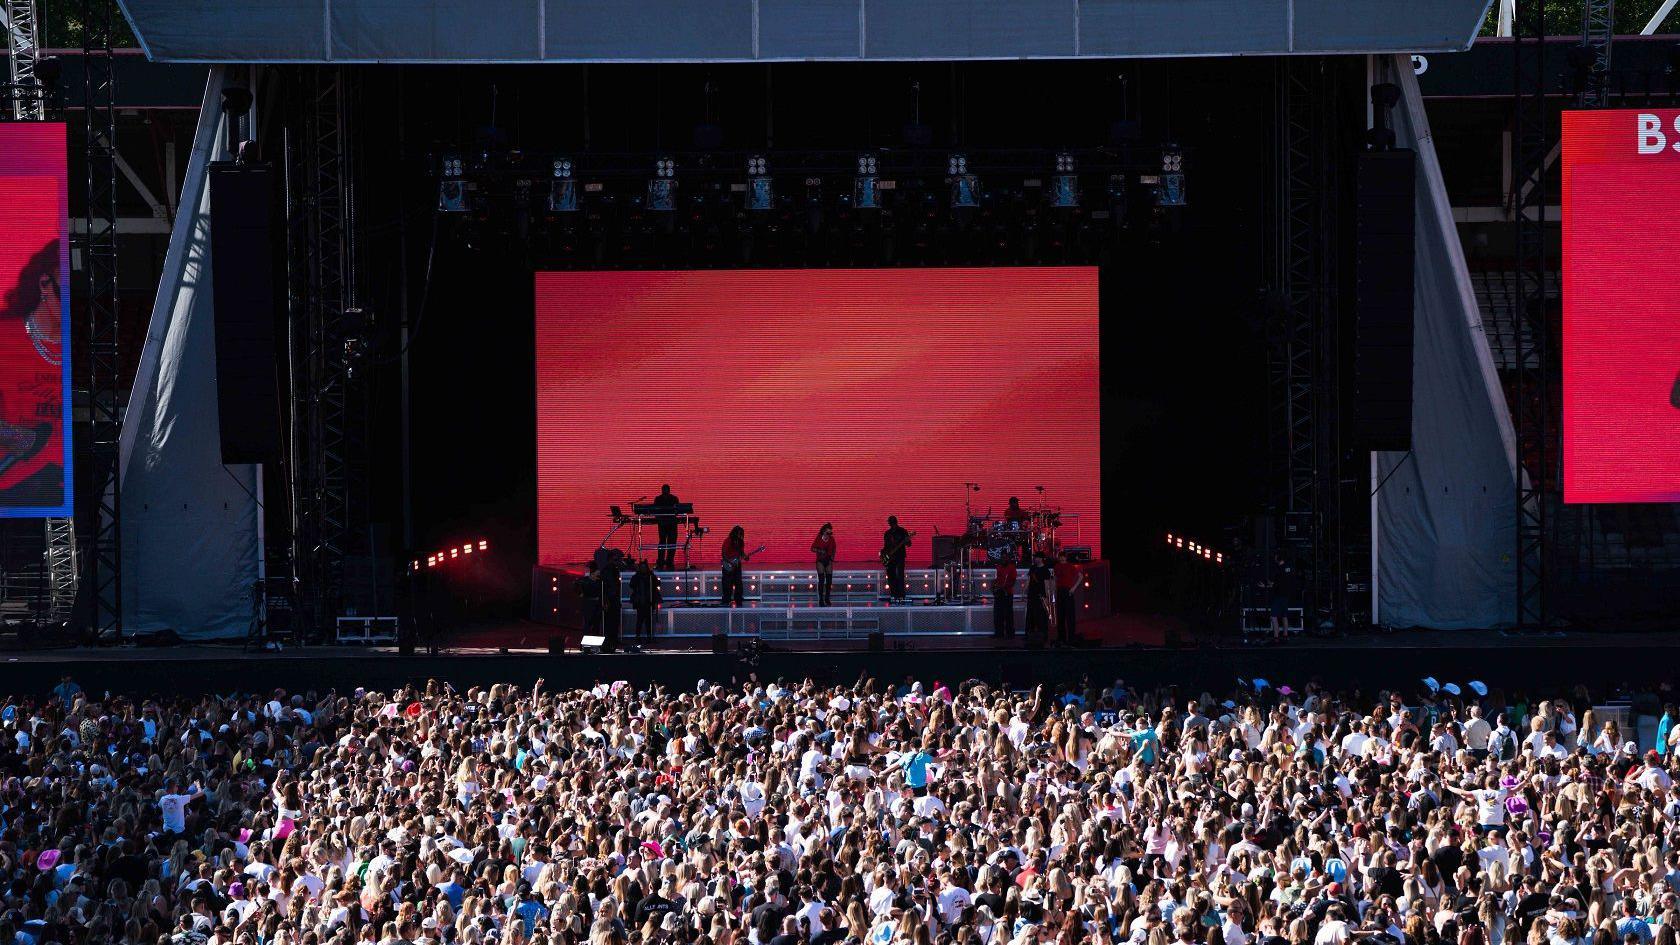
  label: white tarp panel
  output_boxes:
[119,66,260,640]
[1374,55,1517,629]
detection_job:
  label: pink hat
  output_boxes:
[36,849,60,870]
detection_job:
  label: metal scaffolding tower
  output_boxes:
[1510,0,1553,632]
[1578,0,1615,109]
[286,66,363,638]
[1267,57,1350,631]
[2,0,44,119]
[83,0,123,641]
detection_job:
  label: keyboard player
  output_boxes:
[652,485,681,570]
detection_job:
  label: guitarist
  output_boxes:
[720,525,749,607]
[881,516,912,603]
[811,523,837,605]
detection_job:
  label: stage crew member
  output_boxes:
[629,559,661,645]
[993,555,1018,638]
[652,485,681,570]
[1054,552,1081,645]
[576,561,602,640]
[881,516,912,603]
[1025,553,1052,647]
[811,523,837,606]
[600,554,624,652]
[720,526,748,608]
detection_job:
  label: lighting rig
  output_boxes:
[429,144,1182,265]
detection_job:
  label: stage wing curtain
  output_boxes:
[1374,54,1517,630]
[119,66,260,641]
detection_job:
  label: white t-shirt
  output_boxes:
[1471,788,1508,826]
[159,791,196,833]
[1315,920,1350,945]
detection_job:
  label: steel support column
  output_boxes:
[286,66,362,638]
[1267,57,1348,631]
[82,0,122,642]
[1511,0,1552,632]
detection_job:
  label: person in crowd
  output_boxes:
[3,673,1676,945]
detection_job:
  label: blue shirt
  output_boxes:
[902,751,933,789]
[437,880,465,911]
[1132,729,1159,764]
[1617,918,1653,945]
[516,899,549,936]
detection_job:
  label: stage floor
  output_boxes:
[0,626,1673,697]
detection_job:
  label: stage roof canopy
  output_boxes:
[118,0,1493,63]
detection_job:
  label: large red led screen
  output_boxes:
[0,123,72,518]
[535,268,1100,568]
[1562,109,1680,504]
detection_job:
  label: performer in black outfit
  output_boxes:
[1024,553,1052,648]
[629,559,661,645]
[576,561,602,639]
[882,516,911,602]
[720,525,748,608]
[599,554,624,652]
[652,485,680,570]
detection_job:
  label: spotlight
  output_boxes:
[1157,144,1186,207]
[1051,152,1078,209]
[746,155,773,211]
[948,153,978,209]
[649,157,676,211]
[547,158,578,212]
[854,153,880,209]
[439,154,469,213]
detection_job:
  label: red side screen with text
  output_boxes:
[1563,109,1680,504]
[535,268,1101,568]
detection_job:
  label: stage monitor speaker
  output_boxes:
[868,630,885,652]
[712,632,729,655]
[209,162,283,464]
[547,636,565,655]
[1354,149,1416,451]
[930,535,961,568]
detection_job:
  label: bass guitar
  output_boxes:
[879,530,918,566]
[722,544,767,576]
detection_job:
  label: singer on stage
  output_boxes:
[811,522,837,606]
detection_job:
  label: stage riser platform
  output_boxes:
[532,562,1110,626]
[621,603,1021,639]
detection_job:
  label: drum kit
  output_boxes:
[937,484,1069,603]
[958,510,1063,565]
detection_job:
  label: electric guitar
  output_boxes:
[879,530,918,566]
[721,544,767,576]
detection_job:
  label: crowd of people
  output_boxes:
[4,671,1680,945]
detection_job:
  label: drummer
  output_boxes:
[1005,497,1031,562]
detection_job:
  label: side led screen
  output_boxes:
[1562,109,1680,504]
[0,123,72,518]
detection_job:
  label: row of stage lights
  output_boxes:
[1166,532,1224,565]
[439,147,1187,215]
[413,539,490,572]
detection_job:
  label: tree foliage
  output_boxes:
[1480,0,1676,36]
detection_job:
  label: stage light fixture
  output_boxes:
[648,157,676,211]
[548,158,578,212]
[948,153,979,209]
[438,154,470,213]
[1157,144,1186,207]
[746,155,773,211]
[1051,152,1079,209]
